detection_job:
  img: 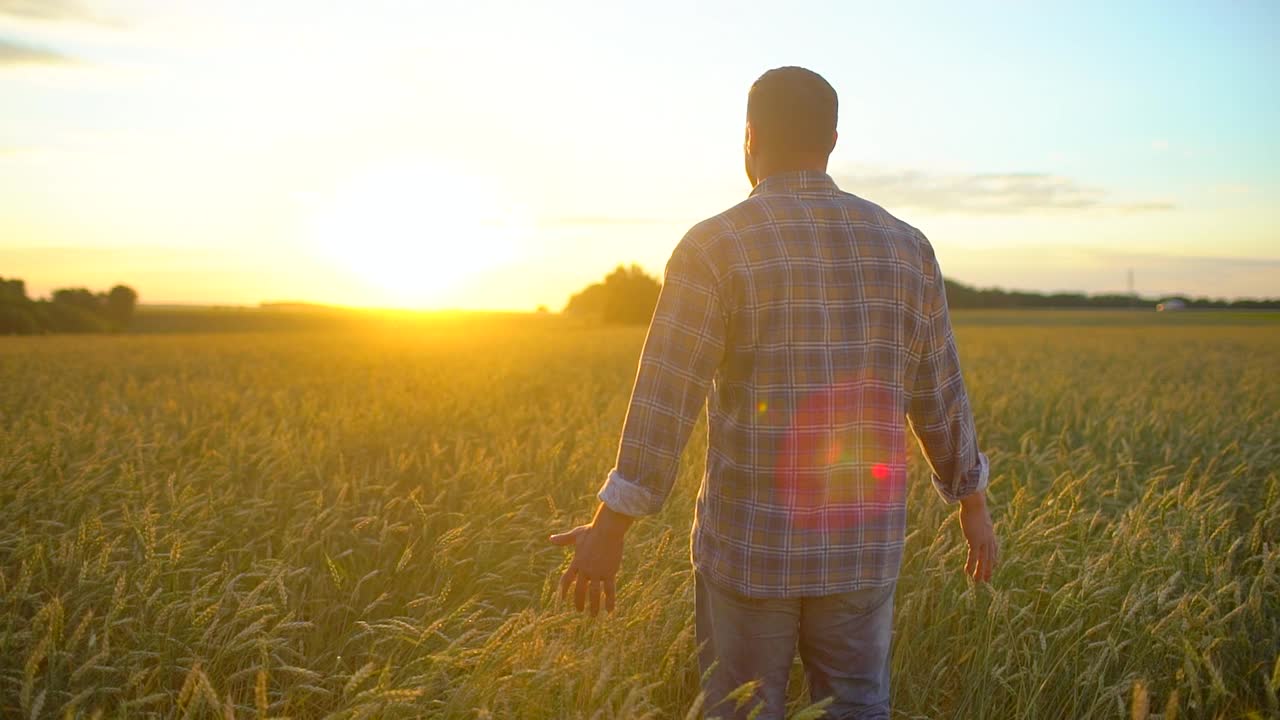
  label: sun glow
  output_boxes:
[307,160,530,307]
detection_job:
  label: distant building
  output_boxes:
[1156,299,1187,312]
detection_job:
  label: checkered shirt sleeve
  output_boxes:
[908,245,989,503]
[597,240,727,517]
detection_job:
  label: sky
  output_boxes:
[1,0,1277,309]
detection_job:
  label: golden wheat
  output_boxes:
[0,316,1276,718]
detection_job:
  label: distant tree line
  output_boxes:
[0,277,138,334]
[562,266,1278,324]
[943,279,1280,310]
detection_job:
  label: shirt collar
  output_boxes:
[749,170,840,198]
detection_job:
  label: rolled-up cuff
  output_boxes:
[597,468,665,517]
[932,451,990,505]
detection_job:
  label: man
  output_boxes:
[549,66,996,719]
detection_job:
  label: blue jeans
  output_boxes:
[694,570,894,720]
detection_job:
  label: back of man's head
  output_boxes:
[747,67,838,155]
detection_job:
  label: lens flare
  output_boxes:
[773,374,907,530]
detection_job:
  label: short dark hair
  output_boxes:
[747,67,838,154]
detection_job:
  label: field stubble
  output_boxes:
[0,316,1277,718]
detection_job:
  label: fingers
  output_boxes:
[548,525,588,546]
[971,541,996,583]
[588,579,601,617]
[561,572,616,616]
[551,523,620,616]
[574,571,588,612]
[603,577,616,614]
[559,564,577,600]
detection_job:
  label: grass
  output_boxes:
[0,315,1277,718]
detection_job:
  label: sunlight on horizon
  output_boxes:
[305,159,532,307]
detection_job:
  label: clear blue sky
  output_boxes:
[2,0,1276,307]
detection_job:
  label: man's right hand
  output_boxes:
[548,503,634,616]
[958,490,997,583]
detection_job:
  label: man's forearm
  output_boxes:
[958,488,987,510]
[591,501,636,538]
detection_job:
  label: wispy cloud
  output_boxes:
[1210,183,1251,195]
[833,167,1174,215]
[1088,250,1280,270]
[0,0,92,22]
[940,246,1279,298]
[0,36,75,65]
[549,216,680,227]
[0,0,100,66]
[1082,251,1280,298]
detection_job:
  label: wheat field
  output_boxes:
[1,314,1277,719]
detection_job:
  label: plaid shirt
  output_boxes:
[598,170,988,598]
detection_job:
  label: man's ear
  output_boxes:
[744,122,755,155]
[829,130,838,153]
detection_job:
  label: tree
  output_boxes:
[564,265,661,325]
[602,265,661,325]
[52,287,99,311]
[105,285,139,330]
[0,278,27,302]
[0,277,37,334]
[564,282,607,318]
[0,277,142,334]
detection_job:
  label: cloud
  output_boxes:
[833,167,1175,215]
[940,246,1280,299]
[549,216,679,227]
[1210,183,1251,195]
[0,36,75,65]
[0,0,91,22]
[1088,250,1280,270]
[1083,251,1280,298]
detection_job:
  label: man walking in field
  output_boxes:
[550,67,996,719]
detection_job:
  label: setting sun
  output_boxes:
[306,160,531,307]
